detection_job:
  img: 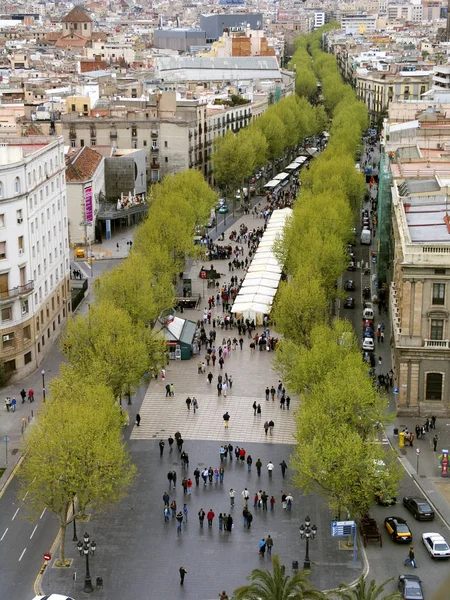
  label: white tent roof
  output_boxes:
[273,172,290,180]
[264,180,280,189]
[241,278,279,289]
[285,162,301,170]
[245,270,280,282]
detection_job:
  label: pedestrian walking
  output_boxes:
[135,413,141,426]
[226,514,233,532]
[183,503,188,521]
[201,468,208,485]
[176,511,183,533]
[270,496,275,510]
[20,388,26,404]
[170,500,177,518]
[179,566,187,584]
[219,513,224,531]
[256,457,262,477]
[192,397,198,413]
[230,488,235,506]
[433,434,438,452]
[198,508,206,527]
[223,411,230,428]
[247,455,253,472]
[186,478,193,495]
[267,461,274,477]
[265,387,270,401]
[28,389,34,403]
[269,420,274,435]
[194,467,200,485]
[168,436,174,453]
[164,505,170,523]
[207,509,215,527]
[208,466,213,484]
[280,460,287,477]
[270,386,276,401]
[286,493,293,510]
[163,491,170,506]
[11,397,16,412]
[159,439,165,456]
[257,404,261,416]
[186,396,192,410]
[264,421,269,435]
[242,487,250,508]
[167,471,173,490]
[259,539,266,557]
[172,471,177,488]
[165,383,171,397]
[286,396,290,410]
[219,466,225,483]
[207,372,213,384]
[266,535,274,555]
[404,546,417,568]
[253,401,257,416]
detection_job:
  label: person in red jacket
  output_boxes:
[239,447,246,463]
[207,509,215,527]
[186,478,193,495]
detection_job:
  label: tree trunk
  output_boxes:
[59,522,67,564]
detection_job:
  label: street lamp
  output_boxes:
[77,532,97,593]
[41,369,46,402]
[299,516,317,570]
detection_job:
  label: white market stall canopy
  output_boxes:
[294,156,307,164]
[231,207,292,324]
[273,172,290,181]
[264,180,280,189]
[285,162,301,170]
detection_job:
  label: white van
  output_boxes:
[360,229,372,245]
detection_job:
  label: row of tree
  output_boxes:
[212,94,327,204]
[18,169,217,563]
[275,30,403,518]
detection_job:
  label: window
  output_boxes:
[23,325,31,341]
[0,214,4,227]
[16,209,23,223]
[24,351,32,365]
[80,140,85,147]
[0,240,6,259]
[3,359,16,372]
[22,299,29,314]
[132,140,137,149]
[430,319,444,340]
[432,283,445,305]
[18,236,24,253]
[2,331,15,349]
[1,306,12,321]
[165,141,168,148]
[165,157,168,163]
[425,372,443,401]
[14,177,20,194]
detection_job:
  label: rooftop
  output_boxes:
[65,146,103,182]
[403,196,450,243]
[62,6,93,24]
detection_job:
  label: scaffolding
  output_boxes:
[376,151,393,285]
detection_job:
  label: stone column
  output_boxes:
[401,280,412,335]
[412,280,424,338]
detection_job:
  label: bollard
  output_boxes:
[292,561,299,572]
[96,577,103,588]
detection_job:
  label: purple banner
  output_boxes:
[84,186,93,223]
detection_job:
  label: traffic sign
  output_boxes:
[43,553,51,561]
[331,520,355,536]
[393,387,399,394]
[3,436,9,443]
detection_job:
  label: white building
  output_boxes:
[313,12,325,29]
[0,136,70,380]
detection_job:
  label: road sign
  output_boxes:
[3,436,9,442]
[393,387,399,394]
[43,553,51,561]
[331,520,355,536]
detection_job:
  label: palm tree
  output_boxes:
[335,576,402,600]
[233,554,325,600]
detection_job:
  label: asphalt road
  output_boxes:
[0,475,59,600]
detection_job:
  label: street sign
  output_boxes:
[3,436,9,442]
[393,388,399,394]
[331,520,355,536]
[43,553,51,561]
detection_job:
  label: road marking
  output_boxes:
[22,491,29,501]
[79,262,90,277]
[1,528,8,541]
[40,508,46,519]
[18,548,26,561]
[12,508,20,520]
[30,525,38,539]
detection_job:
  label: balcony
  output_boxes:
[424,339,450,349]
[151,162,160,169]
[0,281,34,301]
[151,131,158,139]
[151,146,159,152]
[110,131,117,139]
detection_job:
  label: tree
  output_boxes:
[233,554,324,600]
[17,370,136,565]
[213,130,254,201]
[336,576,401,600]
[62,300,164,401]
[95,248,175,325]
[257,111,287,170]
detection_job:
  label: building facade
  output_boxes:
[0,136,70,380]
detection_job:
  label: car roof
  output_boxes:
[423,532,445,540]
[389,516,407,524]
[405,496,427,502]
[400,574,421,582]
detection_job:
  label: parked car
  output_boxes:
[218,203,229,214]
[363,329,374,338]
[362,338,374,351]
[363,307,374,320]
[348,262,356,271]
[384,517,413,543]
[344,280,355,291]
[403,497,435,521]
[398,575,424,600]
[249,185,256,196]
[363,319,374,329]
[422,532,450,559]
[344,297,355,309]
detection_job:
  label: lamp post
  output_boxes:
[77,532,96,593]
[72,496,78,542]
[299,516,317,570]
[41,369,46,402]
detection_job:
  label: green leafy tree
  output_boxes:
[95,248,175,325]
[257,110,287,172]
[18,370,136,565]
[62,300,163,400]
[335,575,401,600]
[234,554,325,600]
[213,130,254,202]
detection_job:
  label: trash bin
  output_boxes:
[399,431,405,448]
[292,561,299,571]
[393,428,398,436]
[96,577,103,588]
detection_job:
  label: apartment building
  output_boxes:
[61,92,261,185]
[0,136,70,380]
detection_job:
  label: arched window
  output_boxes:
[14,177,20,194]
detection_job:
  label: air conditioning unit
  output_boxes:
[19,248,24,254]
[22,303,27,314]
[17,218,23,224]
[2,334,11,342]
